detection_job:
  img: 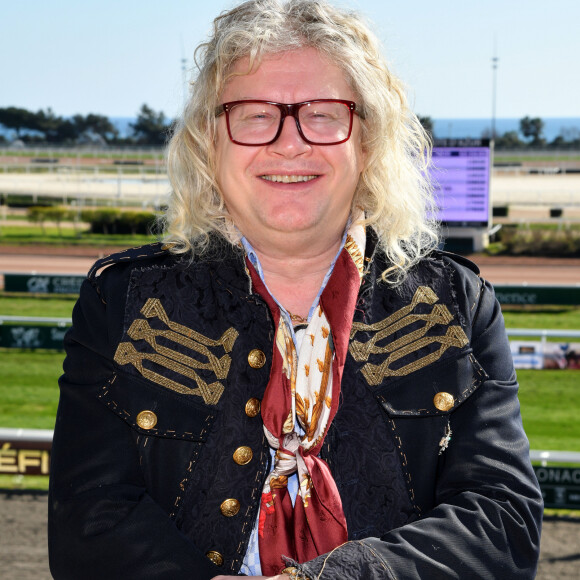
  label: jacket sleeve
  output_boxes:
[48,275,222,580]
[299,272,543,579]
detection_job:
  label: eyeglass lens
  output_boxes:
[226,101,352,145]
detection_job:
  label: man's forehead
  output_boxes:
[220,48,353,100]
[225,48,325,77]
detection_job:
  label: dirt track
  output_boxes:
[0,491,578,579]
[1,245,580,285]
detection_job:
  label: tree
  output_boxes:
[54,118,79,143]
[130,104,171,145]
[33,108,67,142]
[494,130,523,149]
[519,116,545,147]
[85,208,121,235]
[418,115,434,139]
[72,113,118,142]
[550,127,580,149]
[118,210,156,235]
[27,206,49,235]
[0,106,122,144]
[0,107,38,137]
[44,206,69,236]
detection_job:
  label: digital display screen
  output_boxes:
[430,141,490,227]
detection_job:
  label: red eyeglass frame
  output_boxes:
[214,99,365,146]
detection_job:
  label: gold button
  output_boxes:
[136,410,157,430]
[245,398,261,418]
[233,446,253,466]
[206,550,224,566]
[433,392,455,412]
[247,349,266,369]
[220,498,241,517]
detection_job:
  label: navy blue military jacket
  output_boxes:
[48,233,543,579]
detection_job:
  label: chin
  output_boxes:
[266,213,317,233]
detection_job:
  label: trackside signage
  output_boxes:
[6,277,579,306]
[8,435,575,491]
[495,285,580,306]
[533,466,580,509]
[0,431,52,476]
[4,273,85,294]
[0,324,69,349]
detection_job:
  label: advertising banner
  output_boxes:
[0,432,52,476]
[510,341,580,370]
[4,273,84,294]
[533,466,580,510]
[494,285,580,306]
[0,324,69,349]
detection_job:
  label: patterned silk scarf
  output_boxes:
[247,215,366,575]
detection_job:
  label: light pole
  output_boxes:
[491,37,499,141]
[181,37,188,108]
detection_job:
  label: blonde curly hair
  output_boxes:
[162,0,439,282]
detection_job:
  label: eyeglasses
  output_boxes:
[215,99,365,146]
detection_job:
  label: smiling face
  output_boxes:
[214,47,366,254]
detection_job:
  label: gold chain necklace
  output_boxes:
[289,312,308,324]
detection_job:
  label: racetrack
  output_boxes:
[1,246,580,285]
[0,491,578,579]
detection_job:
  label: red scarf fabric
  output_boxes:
[247,225,365,575]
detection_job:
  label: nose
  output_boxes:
[267,115,311,157]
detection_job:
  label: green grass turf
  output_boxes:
[501,306,580,332]
[0,474,49,491]
[518,369,580,451]
[493,153,580,163]
[0,224,155,247]
[0,351,63,429]
[0,349,62,490]
[0,149,163,161]
[0,295,77,318]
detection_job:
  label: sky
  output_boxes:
[1,0,579,121]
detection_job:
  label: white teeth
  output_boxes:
[260,174,318,183]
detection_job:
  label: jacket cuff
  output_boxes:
[297,540,397,580]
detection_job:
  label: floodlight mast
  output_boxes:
[181,36,188,108]
[491,36,499,142]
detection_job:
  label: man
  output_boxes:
[48,1,543,578]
